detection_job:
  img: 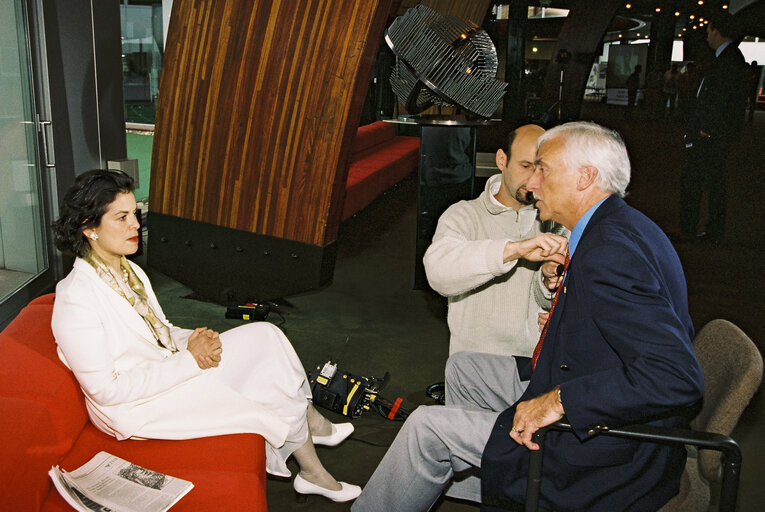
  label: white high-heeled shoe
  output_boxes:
[293,473,362,503]
[311,422,354,447]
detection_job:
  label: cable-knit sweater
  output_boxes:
[423,174,568,356]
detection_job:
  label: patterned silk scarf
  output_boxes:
[84,252,178,352]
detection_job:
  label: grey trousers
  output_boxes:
[351,352,528,512]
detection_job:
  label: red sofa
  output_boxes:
[342,121,419,220]
[0,294,268,511]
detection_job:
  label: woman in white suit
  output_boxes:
[51,169,360,503]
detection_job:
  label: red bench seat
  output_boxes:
[342,121,419,220]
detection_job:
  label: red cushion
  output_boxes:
[0,397,59,511]
[351,121,396,155]
[45,427,267,511]
[1,294,61,367]
[353,138,419,168]
[30,293,56,306]
[0,337,87,459]
[343,136,420,220]
[62,424,266,474]
[0,293,88,455]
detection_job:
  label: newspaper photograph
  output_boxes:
[49,451,193,512]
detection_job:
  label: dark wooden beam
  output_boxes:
[503,0,528,122]
[541,0,622,122]
[648,1,677,73]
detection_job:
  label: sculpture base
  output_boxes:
[147,213,336,303]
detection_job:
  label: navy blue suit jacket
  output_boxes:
[481,196,704,512]
[687,42,748,146]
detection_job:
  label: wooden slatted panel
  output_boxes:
[150,0,391,246]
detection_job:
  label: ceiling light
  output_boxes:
[698,0,704,5]
[689,14,695,19]
[532,47,538,53]
[675,11,680,16]
[655,7,661,12]
[625,3,632,9]
[723,4,729,9]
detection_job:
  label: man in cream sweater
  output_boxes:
[424,124,568,405]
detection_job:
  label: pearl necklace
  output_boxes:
[122,268,129,283]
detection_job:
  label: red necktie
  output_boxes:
[532,250,570,370]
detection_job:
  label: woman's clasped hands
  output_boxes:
[187,327,223,369]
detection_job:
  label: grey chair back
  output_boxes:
[690,319,763,483]
[524,319,762,512]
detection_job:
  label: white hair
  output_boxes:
[537,121,631,197]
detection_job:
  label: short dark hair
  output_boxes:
[707,10,738,40]
[53,169,135,257]
[503,128,519,159]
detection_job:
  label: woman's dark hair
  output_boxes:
[52,169,135,257]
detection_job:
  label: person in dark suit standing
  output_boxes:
[746,61,760,124]
[624,64,641,119]
[678,11,748,244]
[351,121,704,512]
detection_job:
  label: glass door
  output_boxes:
[0,0,56,327]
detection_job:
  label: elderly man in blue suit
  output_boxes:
[352,121,704,512]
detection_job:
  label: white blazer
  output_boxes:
[52,259,302,473]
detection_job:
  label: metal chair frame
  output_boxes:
[524,419,742,512]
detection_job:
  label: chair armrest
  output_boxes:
[525,419,741,512]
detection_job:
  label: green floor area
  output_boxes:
[125,103,157,125]
[125,132,153,203]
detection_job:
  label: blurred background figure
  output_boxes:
[662,63,679,119]
[625,64,642,120]
[678,11,748,245]
[645,68,664,120]
[746,61,761,124]
[676,62,701,123]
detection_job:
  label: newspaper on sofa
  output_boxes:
[49,451,193,512]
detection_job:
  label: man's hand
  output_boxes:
[509,388,565,450]
[503,234,567,265]
[187,327,223,369]
[541,260,564,291]
[537,311,549,331]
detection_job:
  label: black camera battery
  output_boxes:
[225,302,270,322]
